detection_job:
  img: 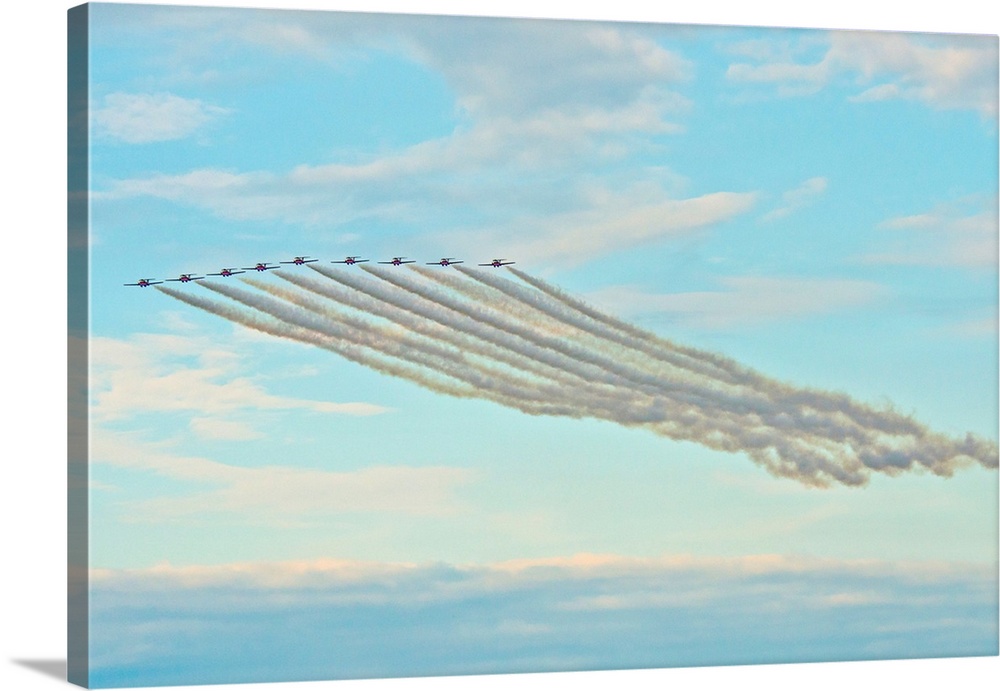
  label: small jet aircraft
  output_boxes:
[280,256,318,266]
[165,273,205,283]
[478,259,515,267]
[124,278,163,287]
[427,258,464,266]
[243,262,281,272]
[378,257,416,266]
[332,256,369,265]
[208,268,246,277]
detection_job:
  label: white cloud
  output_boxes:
[92,16,696,234]
[761,176,828,222]
[413,21,691,118]
[90,550,993,600]
[92,429,472,522]
[941,315,999,339]
[486,188,757,266]
[727,31,998,116]
[85,549,998,684]
[90,332,390,424]
[96,85,691,229]
[864,198,998,268]
[588,275,885,329]
[93,92,230,143]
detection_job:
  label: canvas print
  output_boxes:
[68,2,999,688]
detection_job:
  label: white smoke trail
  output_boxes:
[156,266,997,488]
[506,267,930,439]
[203,279,655,422]
[364,266,917,455]
[156,284,477,400]
[277,270,578,387]
[254,274,746,430]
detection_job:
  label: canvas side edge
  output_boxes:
[67,3,90,688]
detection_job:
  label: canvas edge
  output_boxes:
[68,3,90,688]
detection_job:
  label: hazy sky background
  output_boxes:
[87,2,997,571]
[4,1,1000,690]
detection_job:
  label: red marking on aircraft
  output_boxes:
[209,268,246,277]
[280,256,318,266]
[478,259,515,267]
[377,257,416,266]
[165,273,205,283]
[124,278,163,287]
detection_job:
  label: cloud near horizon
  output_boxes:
[87,550,998,686]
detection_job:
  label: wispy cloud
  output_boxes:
[727,31,998,116]
[92,429,472,522]
[863,197,999,268]
[92,12,701,246]
[92,92,231,143]
[95,92,692,231]
[761,176,828,222]
[478,187,757,266]
[87,551,998,686]
[90,332,389,427]
[587,274,884,329]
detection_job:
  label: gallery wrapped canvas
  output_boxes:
[68,2,999,688]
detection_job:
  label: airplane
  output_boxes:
[332,256,369,265]
[280,256,318,266]
[478,259,515,267]
[427,258,464,266]
[124,278,163,287]
[165,273,205,283]
[208,268,246,277]
[377,257,416,266]
[242,262,281,272]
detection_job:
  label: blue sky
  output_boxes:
[78,1,998,686]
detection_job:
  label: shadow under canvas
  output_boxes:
[12,659,68,682]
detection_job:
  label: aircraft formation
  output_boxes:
[125,256,515,286]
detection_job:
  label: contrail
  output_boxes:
[365,265,922,456]
[156,267,998,487]
[455,265,740,384]
[204,279,659,422]
[504,266,931,440]
[251,274,735,429]
[277,270,581,388]
[156,285,479,400]
[362,266,996,480]
[310,264,676,398]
